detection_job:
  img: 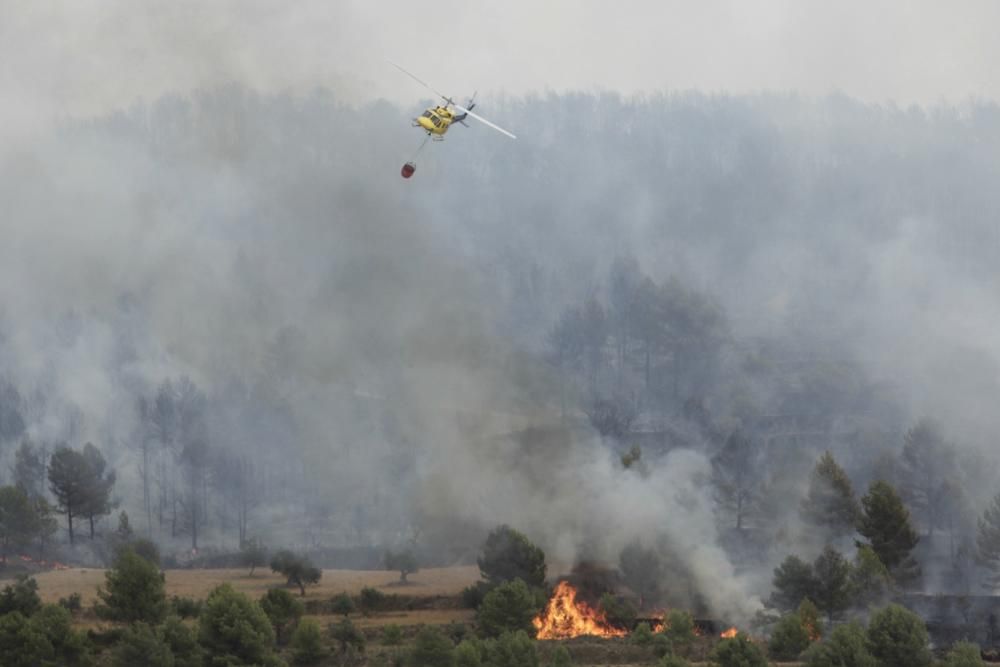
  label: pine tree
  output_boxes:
[976,492,1000,591]
[812,546,853,621]
[801,452,860,537]
[857,481,920,586]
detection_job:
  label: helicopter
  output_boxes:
[388,60,516,178]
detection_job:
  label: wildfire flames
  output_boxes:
[16,554,69,570]
[720,626,738,639]
[533,581,628,639]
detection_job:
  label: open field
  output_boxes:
[29,565,481,606]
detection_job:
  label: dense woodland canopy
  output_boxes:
[0,86,999,612]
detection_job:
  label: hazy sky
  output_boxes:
[2,0,998,141]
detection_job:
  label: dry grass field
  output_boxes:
[30,565,481,606]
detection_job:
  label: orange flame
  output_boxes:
[532,581,628,639]
[720,626,738,639]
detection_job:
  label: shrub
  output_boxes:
[170,595,202,619]
[802,620,875,667]
[478,525,547,587]
[865,603,931,667]
[260,587,304,645]
[329,618,366,654]
[162,615,203,667]
[198,583,280,666]
[58,592,82,614]
[711,632,768,667]
[631,621,654,645]
[477,578,540,638]
[661,655,691,667]
[0,575,41,616]
[270,549,322,596]
[598,593,636,628]
[487,630,539,667]
[652,633,673,658]
[455,638,484,667]
[382,623,404,645]
[96,547,167,624]
[291,617,327,665]
[112,622,172,667]
[330,591,355,616]
[548,644,573,667]
[769,611,811,660]
[360,586,388,612]
[408,626,455,667]
[0,604,90,667]
[663,610,695,646]
[943,640,984,667]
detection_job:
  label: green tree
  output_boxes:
[943,640,984,667]
[812,546,853,620]
[408,626,455,667]
[770,555,818,611]
[487,630,539,667]
[13,440,46,499]
[270,550,321,596]
[112,622,174,667]
[385,549,419,583]
[801,620,875,667]
[80,442,116,539]
[976,492,1000,590]
[329,618,365,655]
[619,540,662,608]
[899,418,955,537]
[477,578,540,638]
[857,481,920,585]
[865,603,931,667]
[663,609,696,647]
[801,451,860,537]
[162,615,203,667]
[711,632,768,667]
[259,587,304,645]
[290,617,327,666]
[851,545,891,606]
[455,639,484,667]
[478,525,547,588]
[198,583,280,667]
[768,611,811,661]
[0,575,41,617]
[330,591,355,616]
[0,604,90,667]
[96,547,167,624]
[0,486,38,565]
[46,447,90,545]
[548,644,572,667]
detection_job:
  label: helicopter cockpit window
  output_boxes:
[422,111,433,118]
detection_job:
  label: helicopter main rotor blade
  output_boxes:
[386,60,451,103]
[454,104,517,139]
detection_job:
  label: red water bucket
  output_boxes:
[401,162,416,178]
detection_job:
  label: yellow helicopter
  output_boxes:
[388,60,516,178]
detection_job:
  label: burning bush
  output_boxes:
[532,580,627,639]
[712,632,768,667]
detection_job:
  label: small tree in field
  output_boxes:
[96,547,167,624]
[291,617,327,665]
[801,620,875,667]
[385,549,419,583]
[199,583,280,666]
[270,550,321,596]
[943,641,984,667]
[408,626,455,667]
[259,587,303,644]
